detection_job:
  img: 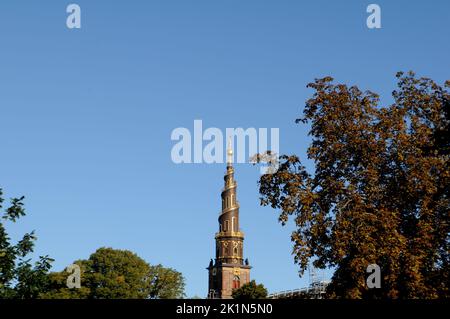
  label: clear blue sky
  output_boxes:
[1,1,449,297]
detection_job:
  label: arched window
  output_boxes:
[232,276,240,289]
[225,220,229,232]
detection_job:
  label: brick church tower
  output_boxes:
[207,141,251,299]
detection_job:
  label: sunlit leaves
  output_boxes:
[258,72,449,298]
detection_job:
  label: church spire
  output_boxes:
[207,144,251,299]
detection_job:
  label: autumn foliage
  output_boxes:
[257,72,449,298]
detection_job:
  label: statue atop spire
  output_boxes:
[227,137,233,166]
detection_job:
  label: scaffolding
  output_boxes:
[268,264,329,299]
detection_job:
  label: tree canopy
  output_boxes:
[232,280,268,299]
[0,188,53,298]
[148,263,186,299]
[41,247,185,299]
[256,72,449,298]
[0,190,185,299]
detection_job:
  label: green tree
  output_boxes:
[0,188,53,298]
[83,248,151,299]
[41,247,185,299]
[255,72,449,299]
[149,264,185,299]
[232,280,268,299]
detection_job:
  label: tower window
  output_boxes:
[225,220,229,232]
[223,241,229,256]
